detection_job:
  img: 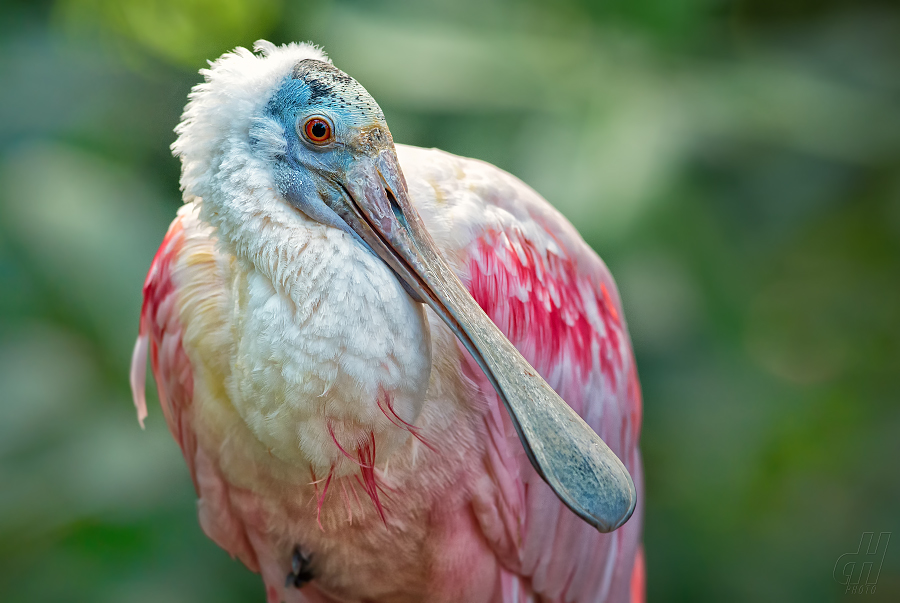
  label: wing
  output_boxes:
[131,207,196,478]
[130,202,260,573]
[399,145,645,603]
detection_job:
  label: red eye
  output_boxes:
[304,117,332,144]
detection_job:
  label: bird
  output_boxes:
[130,40,645,603]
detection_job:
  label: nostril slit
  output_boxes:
[386,187,407,228]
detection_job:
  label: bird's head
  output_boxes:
[174,41,637,533]
[173,41,435,307]
[260,58,410,259]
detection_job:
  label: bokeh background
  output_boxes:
[1,0,898,601]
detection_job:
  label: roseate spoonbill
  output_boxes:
[130,41,644,603]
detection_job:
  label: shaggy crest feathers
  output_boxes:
[171,40,328,218]
[169,40,333,281]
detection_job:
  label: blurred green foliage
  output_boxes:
[56,0,283,66]
[1,0,898,601]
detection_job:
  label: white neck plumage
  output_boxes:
[197,171,433,480]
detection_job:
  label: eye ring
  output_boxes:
[302,116,333,145]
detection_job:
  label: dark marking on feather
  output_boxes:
[285,546,315,589]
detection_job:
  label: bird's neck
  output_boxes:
[206,194,434,477]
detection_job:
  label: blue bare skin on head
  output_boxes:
[256,59,392,245]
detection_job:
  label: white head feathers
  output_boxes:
[171,41,329,250]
